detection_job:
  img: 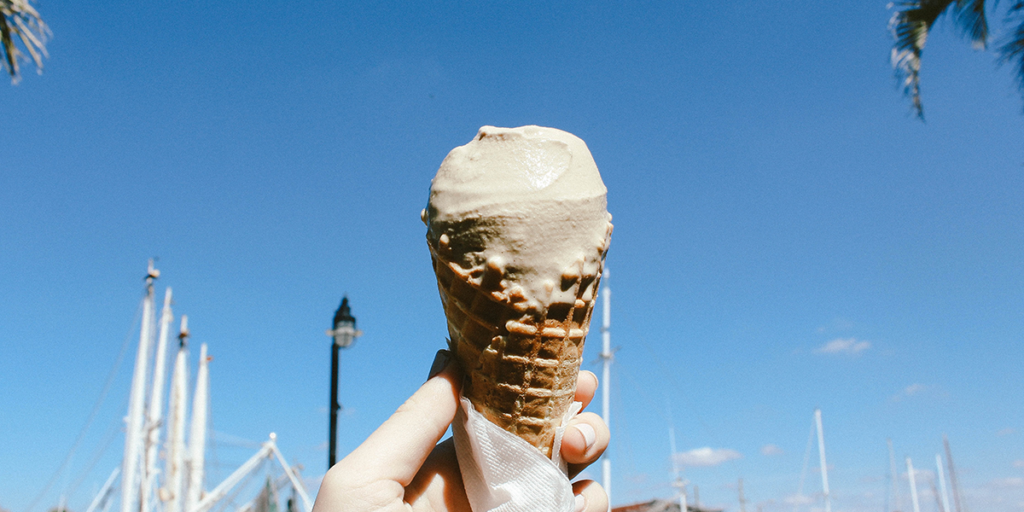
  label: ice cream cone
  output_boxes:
[427,233,609,457]
[424,125,612,457]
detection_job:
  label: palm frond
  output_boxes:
[0,0,49,83]
[953,0,989,48]
[998,1,1024,105]
[889,0,958,119]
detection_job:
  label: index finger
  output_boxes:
[574,370,598,411]
[334,350,462,486]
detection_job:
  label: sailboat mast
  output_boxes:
[943,436,963,512]
[599,268,612,509]
[906,458,921,512]
[888,439,901,512]
[928,474,943,512]
[814,409,831,512]
[144,288,174,512]
[669,426,687,512]
[122,262,159,512]
[669,426,679,484]
[164,317,190,512]
[936,454,951,512]
[186,343,210,512]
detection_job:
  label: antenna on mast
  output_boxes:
[178,315,190,347]
[599,268,612,510]
[146,259,161,283]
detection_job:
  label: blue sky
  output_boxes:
[1,2,1022,512]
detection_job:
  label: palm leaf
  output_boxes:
[889,0,958,119]
[998,1,1024,103]
[0,0,49,83]
[953,0,989,48]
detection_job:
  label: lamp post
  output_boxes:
[327,296,362,469]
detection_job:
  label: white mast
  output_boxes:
[163,317,190,512]
[186,343,210,512]
[943,436,963,512]
[144,288,174,512]
[935,454,951,512]
[599,268,612,510]
[669,426,687,512]
[906,458,921,512]
[888,439,902,512]
[123,261,160,512]
[814,409,831,512]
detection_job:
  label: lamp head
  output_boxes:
[330,296,361,348]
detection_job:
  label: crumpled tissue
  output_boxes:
[452,395,583,512]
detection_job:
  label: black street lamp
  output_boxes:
[327,296,362,469]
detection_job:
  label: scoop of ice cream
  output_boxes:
[423,125,612,314]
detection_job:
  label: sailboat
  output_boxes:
[85,262,312,512]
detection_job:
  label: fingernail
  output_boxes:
[574,423,596,450]
[574,493,586,512]
[428,349,450,380]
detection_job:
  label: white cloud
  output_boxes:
[997,427,1016,437]
[813,337,871,355]
[673,447,742,467]
[1013,459,1024,468]
[784,494,813,505]
[761,444,784,456]
[990,477,1024,489]
[902,468,935,481]
[892,383,927,402]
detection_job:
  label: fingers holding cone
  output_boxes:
[563,370,610,478]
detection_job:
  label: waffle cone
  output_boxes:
[429,241,604,457]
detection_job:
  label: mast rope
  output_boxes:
[211,458,266,512]
[65,418,122,502]
[25,296,145,512]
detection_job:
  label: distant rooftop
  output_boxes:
[614,499,725,512]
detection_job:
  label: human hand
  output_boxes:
[313,349,610,512]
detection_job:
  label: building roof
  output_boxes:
[613,499,725,512]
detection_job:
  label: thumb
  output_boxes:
[337,349,461,486]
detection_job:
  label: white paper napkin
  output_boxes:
[452,395,583,512]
